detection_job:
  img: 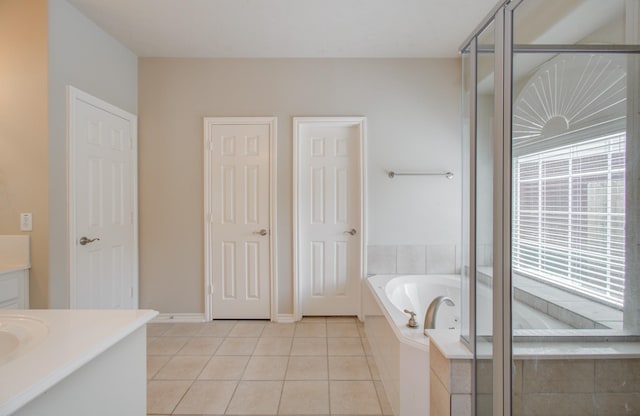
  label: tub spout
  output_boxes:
[423,296,455,335]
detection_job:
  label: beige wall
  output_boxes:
[139,58,462,315]
[0,0,49,307]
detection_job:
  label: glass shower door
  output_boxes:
[509,1,640,415]
[461,0,640,415]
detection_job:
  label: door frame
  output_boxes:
[292,116,367,321]
[67,86,139,309]
[203,117,278,321]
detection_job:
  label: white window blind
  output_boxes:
[513,133,626,308]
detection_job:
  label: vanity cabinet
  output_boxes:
[0,310,158,415]
[0,269,29,309]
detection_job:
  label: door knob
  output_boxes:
[344,229,357,236]
[79,236,100,246]
[253,229,268,236]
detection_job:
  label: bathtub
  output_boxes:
[364,274,461,416]
[364,274,573,416]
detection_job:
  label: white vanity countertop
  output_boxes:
[0,309,158,415]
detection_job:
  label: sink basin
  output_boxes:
[0,332,20,356]
[0,315,48,366]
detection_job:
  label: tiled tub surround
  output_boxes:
[146,317,392,416]
[363,274,462,416]
[428,330,640,416]
[367,245,459,275]
[427,330,472,416]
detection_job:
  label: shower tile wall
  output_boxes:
[367,244,459,275]
[475,358,640,416]
[397,246,426,274]
[367,246,398,274]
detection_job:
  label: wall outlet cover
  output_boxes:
[20,213,32,231]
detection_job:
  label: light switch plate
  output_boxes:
[20,213,32,231]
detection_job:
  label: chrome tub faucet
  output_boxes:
[423,296,455,335]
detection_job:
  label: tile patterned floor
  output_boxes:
[146,316,393,416]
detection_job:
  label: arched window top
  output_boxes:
[512,54,627,155]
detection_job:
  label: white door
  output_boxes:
[205,118,275,319]
[69,87,138,309]
[295,117,365,316]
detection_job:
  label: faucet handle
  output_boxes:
[403,309,418,328]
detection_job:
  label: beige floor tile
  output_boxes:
[147,355,171,379]
[290,338,328,356]
[243,356,288,380]
[197,322,236,337]
[146,322,392,416]
[278,380,329,415]
[329,381,382,415]
[147,336,190,355]
[327,323,360,337]
[147,323,171,337]
[162,323,202,337]
[216,337,259,355]
[362,338,373,356]
[299,316,327,324]
[226,381,282,415]
[294,323,327,338]
[374,381,393,415]
[262,323,296,337]
[177,336,224,355]
[147,380,191,414]
[228,322,267,337]
[198,356,250,380]
[328,338,365,356]
[154,355,209,380]
[173,380,237,415]
[285,356,328,380]
[367,356,381,380]
[358,326,367,338]
[326,316,357,323]
[253,337,293,356]
[329,356,372,380]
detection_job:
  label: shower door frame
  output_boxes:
[461,0,640,415]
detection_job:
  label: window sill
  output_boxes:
[476,267,623,330]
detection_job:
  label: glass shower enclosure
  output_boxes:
[460,1,640,414]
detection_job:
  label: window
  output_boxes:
[513,133,626,308]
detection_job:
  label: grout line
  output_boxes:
[167,356,196,414]
[275,376,286,414]
[147,354,172,381]
[221,326,246,415]
[327,360,332,415]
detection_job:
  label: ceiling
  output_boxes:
[66,0,498,58]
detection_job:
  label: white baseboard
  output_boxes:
[152,313,298,324]
[152,313,206,323]
[275,314,296,323]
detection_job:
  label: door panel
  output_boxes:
[73,96,135,309]
[298,121,363,316]
[208,123,271,319]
